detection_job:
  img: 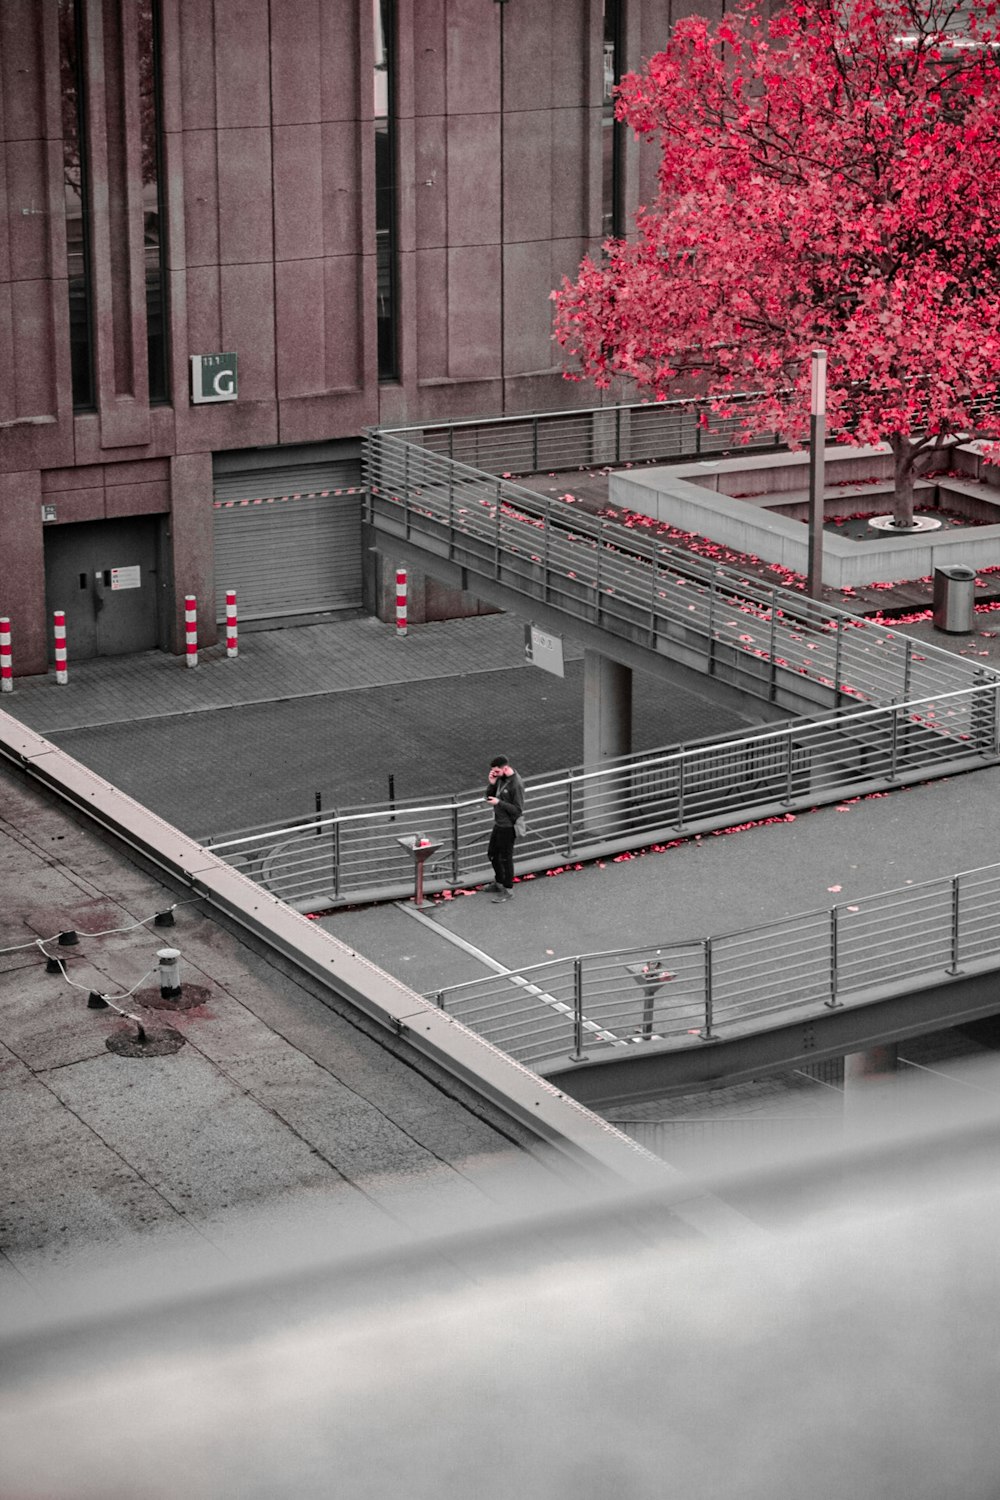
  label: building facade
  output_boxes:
[0,0,702,676]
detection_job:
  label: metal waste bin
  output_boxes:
[932,564,976,634]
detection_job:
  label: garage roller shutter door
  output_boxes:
[213,462,363,623]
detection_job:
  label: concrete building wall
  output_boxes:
[0,0,688,675]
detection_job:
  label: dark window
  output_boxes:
[602,0,623,241]
[59,0,94,409]
[138,0,169,404]
[374,0,398,381]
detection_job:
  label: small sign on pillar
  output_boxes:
[525,624,565,678]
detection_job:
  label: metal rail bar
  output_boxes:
[427,863,1000,1069]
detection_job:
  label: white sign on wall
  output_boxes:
[110,566,141,590]
[190,352,238,404]
[525,624,565,678]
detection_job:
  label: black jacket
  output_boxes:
[485,771,525,831]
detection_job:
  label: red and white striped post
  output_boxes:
[53,610,68,685]
[225,589,238,658]
[0,617,12,693]
[184,595,198,668]
[395,567,408,638]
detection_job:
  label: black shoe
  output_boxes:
[491,888,513,903]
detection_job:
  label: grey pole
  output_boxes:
[807,348,827,601]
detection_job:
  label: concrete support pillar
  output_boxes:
[582,650,632,834]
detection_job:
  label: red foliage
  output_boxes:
[553,0,1000,475]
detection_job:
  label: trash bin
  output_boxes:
[932,565,976,634]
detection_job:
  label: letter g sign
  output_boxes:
[190,352,239,404]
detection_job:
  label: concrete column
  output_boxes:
[582,650,632,834]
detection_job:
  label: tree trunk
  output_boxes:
[890,434,916,528]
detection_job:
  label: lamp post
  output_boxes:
[807,348,827,601]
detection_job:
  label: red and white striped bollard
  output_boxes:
[53,610,68,685]
[395,567,407,638]
[225,589,238,658]
[0,617,12,693]
[184,595,198,668]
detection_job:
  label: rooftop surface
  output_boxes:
[2,757,677,1330]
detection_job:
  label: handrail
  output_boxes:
[425,860,1000,1070]
[204,401,1000,907]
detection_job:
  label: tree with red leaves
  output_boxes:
[553,0,1000,527]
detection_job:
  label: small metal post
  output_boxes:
[532,415,539,472]
[807,348,828,600]
[784,728,795,804]
[434,990,446,1010]
[566,776,575,858]
[676,755,685,830]
[888,707,900,781]
[768,592,778,700]
[451,799,460,883]
[948,875,963,975]
[834,619,844,697]
[315,791,322,836]
[700,938,716,1040]
[825,908,842,1008]
[388,774,396,820]
[495,480,502,579]
[902,638,913,703]
[157,947,182,999]
[570,957,587,1061]
[332,815,341,898]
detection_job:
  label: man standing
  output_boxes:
[485,756,524,903]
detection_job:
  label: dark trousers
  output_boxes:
[488,827,516,889]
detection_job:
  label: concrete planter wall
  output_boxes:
[609,445,1000,588]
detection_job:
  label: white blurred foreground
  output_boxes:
[2,1059,1000,1500]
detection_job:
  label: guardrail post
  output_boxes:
[566,776,575,857]
[768,593,778,700]
[825,906,842,1007]
[434,990,446,1009]
[834,620,844,697]
[902,638,913,702]
[676,755,685,830]
[783,728,795,803]
[699,938,716,1040]
[451,799,461,883]
[888,706,900,781]
[332,814,341,899]
[707,575,717,667]
[532,415,539,472]
[570,958,587,1061]
[495,479,502,579]
[948,874,963,975]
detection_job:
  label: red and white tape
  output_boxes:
[53,610,68,685]
[184,595,198,668]
[226,589,238,658]
[395,567,407,638]
[0,617,12,692]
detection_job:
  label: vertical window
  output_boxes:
[138,0,169,403]
[59,0,94,409]
[602,0,623,241]
[374,0,398,381]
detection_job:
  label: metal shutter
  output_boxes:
[213,462,363,623]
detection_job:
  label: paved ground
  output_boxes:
[6,607,1000,1133]
[2,614,760,835]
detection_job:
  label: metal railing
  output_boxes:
[204,396,1000,907]
[425,860,1000,1069]
[363,423,994,718]
[204,682,999,908]
[399,393,787,476]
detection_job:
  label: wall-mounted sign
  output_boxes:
[110,566,141,590]
[525,624,565,678]
[190,352,238,404]
[41,504,57,523]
